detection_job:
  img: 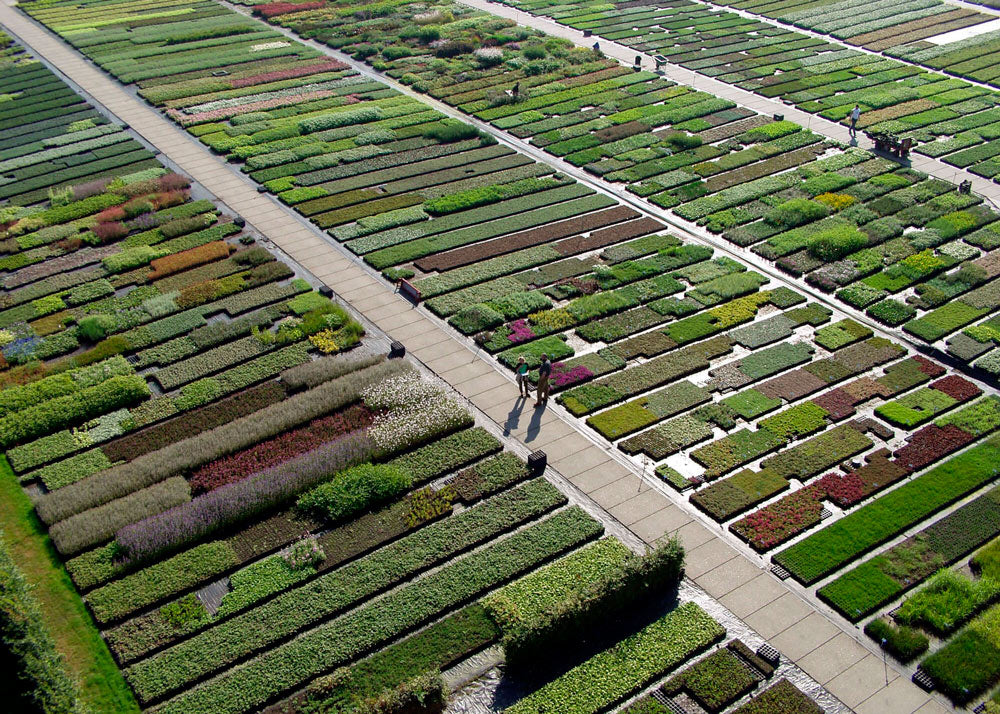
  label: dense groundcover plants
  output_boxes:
[10,2,1000,712]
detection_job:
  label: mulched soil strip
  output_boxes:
[554,217,666,256]
[413,205,639,272]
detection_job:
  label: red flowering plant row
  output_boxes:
[253,1,326,18]
[893,424,975,473]
[230,59,347,88]
[730,484,825,553]
[732,403,992,551]
[189,403,376,493]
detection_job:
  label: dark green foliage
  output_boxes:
[764,198,828,228]
[732,679,821,713]
[297,464,412,523]
[76,314,116,342]
[807,224,868,261]
[287,606,496,714]
[448,304,504,335]
[662,646,758,713]
[922,624,1000,704]
[864,618,928,663]
[867,299,916,326]
[664,133,702,151]
[422,121,484,143]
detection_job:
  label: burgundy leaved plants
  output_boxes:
[116,430,374,563]
[189,404,376,494]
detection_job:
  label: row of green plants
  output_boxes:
[498,0,1000,177]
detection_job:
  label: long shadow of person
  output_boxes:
[503,396,527,436]
[525,402,543,442]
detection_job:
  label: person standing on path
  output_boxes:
[535,354,551,408]
[515,356,531,399]
[849,105,861,136]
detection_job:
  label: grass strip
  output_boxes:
[0,456,138,712]
[774,433,1000,584]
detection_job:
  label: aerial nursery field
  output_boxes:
[204,0,1000,371]
[13,0,1000,709]
[0,20,784,714]
[487,0,1000,179]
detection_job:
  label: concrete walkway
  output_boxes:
[0,3,954,712]
[462,0,1000,208]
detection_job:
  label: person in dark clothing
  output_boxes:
[535,354,552,407]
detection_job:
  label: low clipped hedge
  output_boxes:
[297,464,411,523]
[504,602,724,714]
[124,480,570,701]
[280,605,497,714]
[764,198,828,228]
[807,224,867,262]
[484,537,685,668]
[864,618,928,663]
[86,541,239,625]
[867,298,916,326]
[0,374,150,449]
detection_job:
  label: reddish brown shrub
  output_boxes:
[92,222,128,243]
[894,424,975,473]
[147,241,232,281]
[414,206,637,272]
[189,404,375,493]
[930,375,981,402]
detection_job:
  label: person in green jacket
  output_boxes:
[516,355,531,398]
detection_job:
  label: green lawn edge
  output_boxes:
[0,455,139,713]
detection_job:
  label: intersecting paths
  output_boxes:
[0,2,957,711]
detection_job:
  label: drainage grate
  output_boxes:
[912,668,935,692]
[770,563,791,580]
[820,508,832,520]
[974,704,987,714]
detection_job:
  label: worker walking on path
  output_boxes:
[849,105,861,136]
